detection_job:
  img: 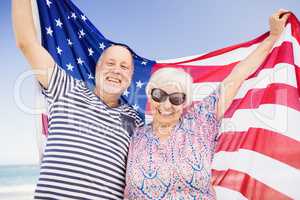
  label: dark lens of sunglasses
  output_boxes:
[169,93,186,105]
[151,88,167,102]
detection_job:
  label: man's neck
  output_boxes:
[94,87,120,108]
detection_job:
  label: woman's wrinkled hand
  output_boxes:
[269,9,290,38]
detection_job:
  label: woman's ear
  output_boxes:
[145,85,153,99]
[182,103,189,112]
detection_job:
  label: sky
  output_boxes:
[1,0,300,165]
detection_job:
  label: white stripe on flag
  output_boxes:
[212,149,300,199]
[184,24,294,66]
[234,63,297,99]
[157,23,298,67]
[157,54,205,64]
[220,104,300,142]
[214,186,248,200]
[191,63,298,101]
[183,44,259,66]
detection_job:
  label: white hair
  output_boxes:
[146,67,194,107]
[96,44,134,67]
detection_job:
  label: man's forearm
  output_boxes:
[12,0,38,47]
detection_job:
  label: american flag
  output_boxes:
[33,0,300,199]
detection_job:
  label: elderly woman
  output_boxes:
[124,10,289,199]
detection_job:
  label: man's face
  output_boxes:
[95,45,134,96]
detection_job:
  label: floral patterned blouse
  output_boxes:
[124,88,221,200]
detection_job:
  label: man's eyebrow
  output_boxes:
[121,61,130,65]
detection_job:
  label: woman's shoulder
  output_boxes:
[131,124,152,142]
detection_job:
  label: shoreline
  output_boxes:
[0,183,35,200]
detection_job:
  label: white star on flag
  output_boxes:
[78,29,86,38]
[81,15,87,21]
[71,12,77,19]
[55,18,63,28]
[77,57,84,65]
[88,48,94,56]
[67,38,73,46]
[45,26,53,36]
[99,42,106,50]
[133,104,139,111]
[46,0,52,8]
[136,80,144,88]
[88,73,94,79]
[141,61,147,65]
[66,63,74,71]
[123,90,130,97]
[56,46,63,55]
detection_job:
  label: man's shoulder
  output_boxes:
[121,104,144,127]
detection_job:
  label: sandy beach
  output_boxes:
[0,183,36,200]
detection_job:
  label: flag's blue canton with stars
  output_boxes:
[37,0,156,120]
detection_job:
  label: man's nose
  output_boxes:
[111,67,121,74]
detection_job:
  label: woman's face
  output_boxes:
[149,83,185,125]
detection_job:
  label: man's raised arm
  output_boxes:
[12,0,54,89]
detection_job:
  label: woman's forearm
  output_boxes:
[230,35,278,83]
[217,10,289,119]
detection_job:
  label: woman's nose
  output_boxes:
[161,98,172,109]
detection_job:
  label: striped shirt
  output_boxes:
[34,64,144,200]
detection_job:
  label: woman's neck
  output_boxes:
[152,120,177,140]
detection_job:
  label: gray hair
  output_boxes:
[146,67,194,107]
[96,44,135,67]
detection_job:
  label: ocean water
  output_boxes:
[0,165,39,200]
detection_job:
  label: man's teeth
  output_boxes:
[159,110,173,116]
[107,77,121,83]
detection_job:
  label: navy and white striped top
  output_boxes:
[34,64,144,200]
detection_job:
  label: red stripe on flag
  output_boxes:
[296,66,300,95]
[153,62,236,82]
[41,113,49,137]
[288,14,300,96]
[216,128,300,169]
[290,14,300,45]
[224,83,300,118]
[153,42,294,83]
[212,169,292,200]
[160,15,300,66]
[248,42,294,79]
[144,83,299,115]
[163,33,269,65]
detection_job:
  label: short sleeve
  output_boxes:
[120,106,145,137]
[134,113,145,128]
[193,86,221,123]
[41,63,77,103]
[182,87,222,152]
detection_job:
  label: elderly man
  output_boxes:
[12,0,143,199]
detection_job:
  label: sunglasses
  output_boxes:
[151,88,186,106]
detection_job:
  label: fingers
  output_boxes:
[275,9,289,17]
[280,13,290,22]
[269,9,290,27]
[272,9,290,20]
[269,9,290,37]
